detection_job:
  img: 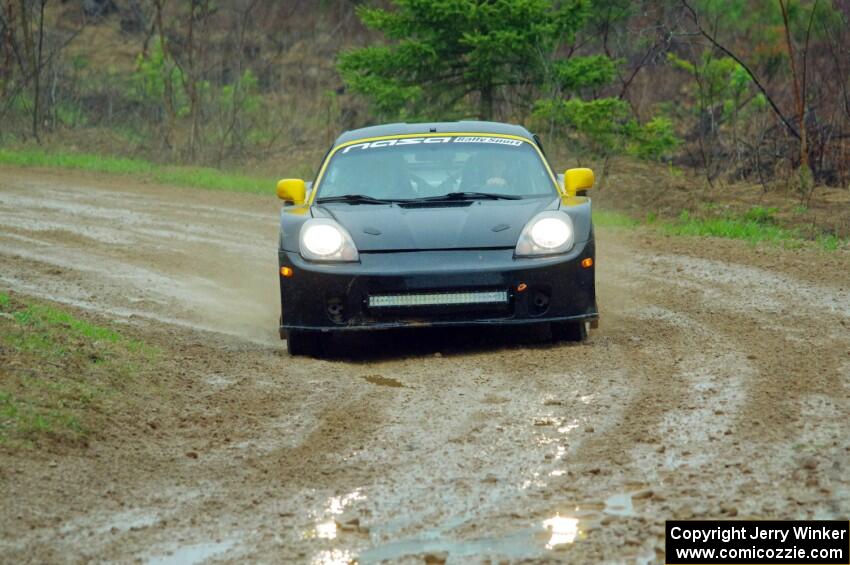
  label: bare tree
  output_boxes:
[779,0,818,173]
[681,0,800,142]
[151,0,177,153]
[179,0,215,160]
[0,0,84,142]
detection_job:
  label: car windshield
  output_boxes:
[315,136,558,201]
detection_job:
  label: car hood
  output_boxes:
[314,197,560,251]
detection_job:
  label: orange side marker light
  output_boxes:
[280,266,294,278]
[517,282,528,292]
[581,258,593,268]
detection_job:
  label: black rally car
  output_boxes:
[276,121,598,355]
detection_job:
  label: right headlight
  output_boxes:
[515,211,575,257]
[299,218,359,262]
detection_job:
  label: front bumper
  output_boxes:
[278,240,597,335]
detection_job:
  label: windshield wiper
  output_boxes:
[315,194,402,205]
[415,191,522,202]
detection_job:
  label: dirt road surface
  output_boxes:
[1,169,848,564]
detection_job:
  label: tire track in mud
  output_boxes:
[0,171,281,345]
[722,314,845,435]
[266,390,390,487]
[539,234,850,559]
[566,235,727,467]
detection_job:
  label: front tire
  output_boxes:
[286,330,323,356]
[551,321,588,342]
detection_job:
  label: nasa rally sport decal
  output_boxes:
[340,136,524,153]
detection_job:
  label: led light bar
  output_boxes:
[368,290,508,308]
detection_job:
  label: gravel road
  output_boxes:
[1,169,848,564]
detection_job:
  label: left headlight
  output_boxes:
[515,211,575,257]
[299,219,359,262]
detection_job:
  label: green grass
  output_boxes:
[817,234,844,251]
[663,210,797,245]
[0,148,275,194]
[594,207,847,251]
[0,291,156,446]
[592,209,640,228]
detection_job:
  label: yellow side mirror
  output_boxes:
[276,178,306,204]
[564,168,594,197]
